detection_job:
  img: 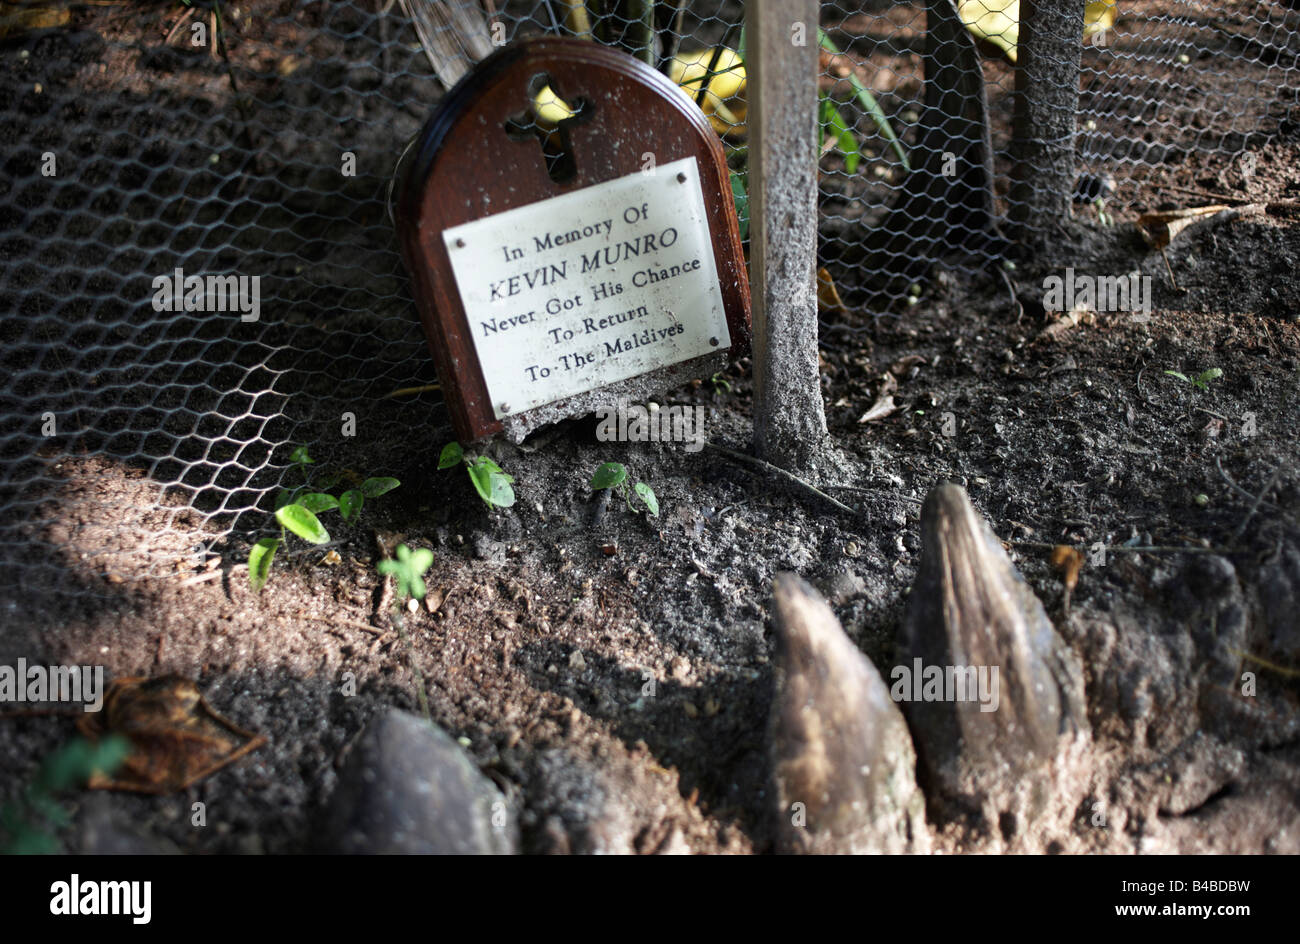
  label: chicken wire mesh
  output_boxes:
[0,0,1295,597]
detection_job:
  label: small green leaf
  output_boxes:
[465,462,493,506]
[288,445,314,465]
[316,472,342,490]
[729,170,749,242]
[248,537,279,591]
[1164,370,1190,383]
[339,490,364,523]
[361,476,400,498]
[275,504,330,544]
[590,462,628,490]
[464,458,516,508]
[274,489,296,510]
[1196,367,1223,386]
[82,736,131,786]
[297,493,340,514]
[820,98,860,174]
[486,471,516,508]
[409,547,434,573]
[438,442,464,469]
[634,482,659,517]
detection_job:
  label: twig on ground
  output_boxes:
[1159,248,1181,291]
[1230,648,1300,679]
[1211,457,1294,533]
[998,265,1024,323]
[179,570,222,588]
[704,442,859,516]
[1007,539,1233,555]
[296,613,387,636]
[821,484,924,506]
[1232,463,1283,544]
[165,6,197,45]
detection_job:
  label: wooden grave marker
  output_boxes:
[396,37,750,443]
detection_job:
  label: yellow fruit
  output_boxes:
[533,84,575,125]
[530,48,751,138]
[959,0,1117,65]
[669,48,747,136]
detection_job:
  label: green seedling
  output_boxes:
[377,544,434,603]
[249,445,401,592]
[376,544,435,722]
[1164,367,1223,392]
[1093,196,1113,227]
[590,462,659,517]
[1,735,130,854]
[438,442,516,510]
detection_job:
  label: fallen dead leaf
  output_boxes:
[817,266,847,316]
[77,676,266,794]
[858,372,899,423]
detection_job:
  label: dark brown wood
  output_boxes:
[396,37,751,443]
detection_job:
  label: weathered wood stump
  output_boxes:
[900,483,1088,845]
[769,573,930,854]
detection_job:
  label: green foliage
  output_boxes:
[1,736,130,854]
[820,98,861,174]
[817,28,910,172]
[276,503,330,544]
[439,443,516,509]
[249,444,401,592]
[729,170,749,242]
[248,536,279,592]
[590,462,659,517]
[590,461,628,490]
[1164,367,1223,392]
[376,544,434,603]
[721,25,907,232]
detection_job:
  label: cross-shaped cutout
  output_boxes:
[504,72,593,184]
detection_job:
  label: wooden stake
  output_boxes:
[746,0,828,471]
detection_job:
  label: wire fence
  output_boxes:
[1,0,1296,594]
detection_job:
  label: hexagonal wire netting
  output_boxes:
[0,1,1296,597]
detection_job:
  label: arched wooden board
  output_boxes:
[396,37,751,443]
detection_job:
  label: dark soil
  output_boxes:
[1,2,1299,854]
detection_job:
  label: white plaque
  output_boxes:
[443,157,730,419]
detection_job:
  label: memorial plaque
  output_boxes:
[396,37,750,443]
